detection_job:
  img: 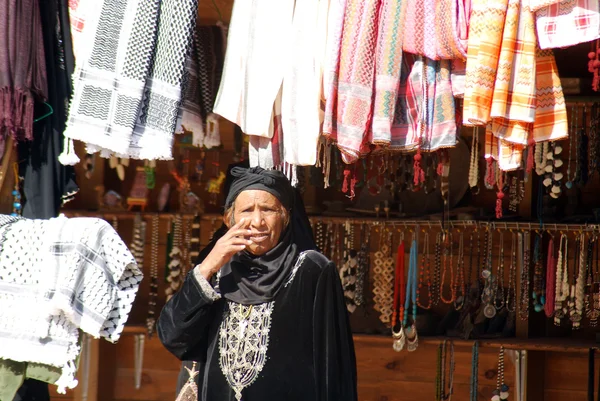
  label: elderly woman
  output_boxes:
[157,166,357,401]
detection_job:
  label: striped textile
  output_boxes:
[390,55,457,151]
[529,0,562,11]
[484,128,524,171]
[463,0,509,126]
[326,0,380,163]
[536,0,600,49]
[533,47,568,142]
[371,0,407,145]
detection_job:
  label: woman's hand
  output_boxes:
[196,218,253,280]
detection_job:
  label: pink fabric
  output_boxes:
[536,0,600,49]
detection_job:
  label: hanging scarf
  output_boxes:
[0,0,48,142]
[463,0,509,126]
[65,0,197,161]
[324,0,379,164]
[390,55,457,151]
[218,167,317,305]
[371,0,408,146]
[536,0,600,50]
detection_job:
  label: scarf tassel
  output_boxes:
[58,137,81,166]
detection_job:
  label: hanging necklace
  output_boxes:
[470,341,479,401]
[355,224,370,308]
[554,233,568,325]
[441,340,455,401]
[589,235,600,326]
[519,231,531,321]
[433,231,443,306]
[532,234,545,313]
[566,105,577,188]
[573,232,587,329]
[373,227,395,325]
[440,232,455,304]
[436,343,443,401]
[166,215,184,301]
[482,228,496,318]
[544,236,556,318]
[147,215,160,337]
[576,106,589,186]
[494,231,506,311]
[405,237,419,352]
[392,239,406,352]
[130,214,146,268]
[585,235,595,324]
[417,232,433,310]
[491,346,509,401]
[506,231,518,313]
[454,232,466,310]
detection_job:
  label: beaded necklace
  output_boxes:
[554,233,568,325]
[544,237,556,318]
[470,342,479,401]
[405,238,419,352]
[147,215,160,337]
[417,232,433,310]
[589,236,600,326]
[566,105,577,189]
[491,346,509,401]
[532,234,545,313]
[585,236,596,324]
[573,233,587,329]
[433,232,443,306]
[494,231,506,311]
[482,229,496,318]
[391,240,406,352]
[469,127,480,194]
[454,232,466,311]
[440,341,455,401]
[506,231,518,313]
[518,232,531,321]
[440,232,455,304]
[355,224,370,307]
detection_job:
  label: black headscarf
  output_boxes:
[216,166,315,305]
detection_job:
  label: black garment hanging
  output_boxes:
[18,0,78,220]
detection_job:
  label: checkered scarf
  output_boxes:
[65,0,197,161]
[536,0,600,49]
[0,215,142,393]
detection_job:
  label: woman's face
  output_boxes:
[228,189,286,256]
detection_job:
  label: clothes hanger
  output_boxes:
[33,102,53,123]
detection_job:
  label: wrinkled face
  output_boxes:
[226,190,287,256]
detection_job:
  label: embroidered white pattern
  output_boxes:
[218,301,274,401]
[192,268,221,301]
[284,250,309,287]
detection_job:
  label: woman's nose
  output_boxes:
[251,209,264,226]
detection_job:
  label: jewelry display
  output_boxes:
[491,346,509,401]
[147,215,159,337]
[391,240,406,352]
[545,237,556,318]
[470,342,479,401]
[567,236,579,324]
[440,340,455,401]
[417,232,433,310]
[373,227,395,325]
[585,236,595,323]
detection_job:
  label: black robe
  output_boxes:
[158,250,358,401]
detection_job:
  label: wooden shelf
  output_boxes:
[354,334,599,353]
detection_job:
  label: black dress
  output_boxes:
[158,250,358,401]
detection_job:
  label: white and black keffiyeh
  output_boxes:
[64,0,197,161]
[0,215,142,393]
